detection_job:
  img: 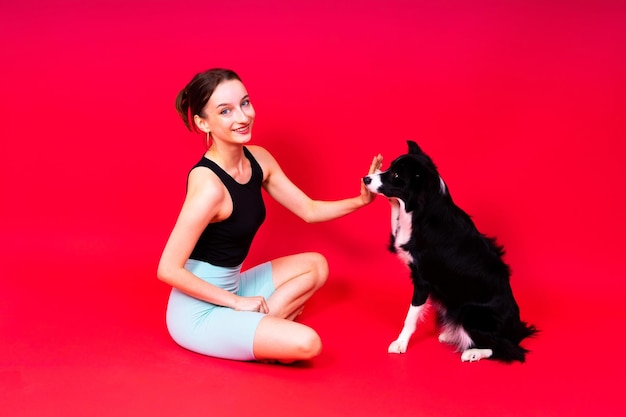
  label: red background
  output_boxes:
[2,1,625,416]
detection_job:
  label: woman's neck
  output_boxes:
[205,142,248,177]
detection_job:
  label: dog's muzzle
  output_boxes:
[363,174,382,194]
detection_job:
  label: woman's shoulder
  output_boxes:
[246,145,277,166]
[187,164,226,199]
[246,144,269,157]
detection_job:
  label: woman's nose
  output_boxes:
[236,107,250,122]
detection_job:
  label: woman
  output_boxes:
[157,68,382,363]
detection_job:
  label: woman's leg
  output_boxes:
[266,252,329,320]
[251,252,328,363]
[252,316,322,363]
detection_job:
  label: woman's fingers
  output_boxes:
[235,296,269,313]
[251,296,268,313]
[369,154,383,174]
[259,298,269,314]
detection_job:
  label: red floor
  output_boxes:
[2,225,624,417]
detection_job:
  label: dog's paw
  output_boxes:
[388,339,408,354]
[461,348,493,362]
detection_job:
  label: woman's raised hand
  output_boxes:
[360,154,383,205]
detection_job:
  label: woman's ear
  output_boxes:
[193,114,210,134]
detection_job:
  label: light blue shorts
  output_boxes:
[166,259,274,361]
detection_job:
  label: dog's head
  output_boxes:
[364,140,447,212]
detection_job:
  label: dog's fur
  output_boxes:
[364,141,537,362]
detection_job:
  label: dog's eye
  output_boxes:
[391,172,399,179]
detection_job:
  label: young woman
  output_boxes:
[157,68,382,363]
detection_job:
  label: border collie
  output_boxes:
[363,141,537,362]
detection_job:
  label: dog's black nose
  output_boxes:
[363,176,371,185]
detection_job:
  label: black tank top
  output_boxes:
[189,147,266,267]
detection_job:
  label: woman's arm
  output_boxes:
[156,168,269,313]
[250,146,383,223]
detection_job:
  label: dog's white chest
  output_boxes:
[390,199,414,265]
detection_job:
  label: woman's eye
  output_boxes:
[242,99,250,107]
[220,108,231,115]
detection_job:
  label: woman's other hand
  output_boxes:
[233,295,269,314]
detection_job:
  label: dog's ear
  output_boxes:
[407,140,423,155]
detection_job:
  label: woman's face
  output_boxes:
[196,79,255,144]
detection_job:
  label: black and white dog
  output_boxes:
[363,141,537,362]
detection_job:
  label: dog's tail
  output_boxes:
[490,322,539,363]
[518,321,539,341]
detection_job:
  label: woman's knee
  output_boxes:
[309,252,329,287]
[294,327,323,360]
[254,319,322,362]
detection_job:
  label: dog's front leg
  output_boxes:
[388,303,425,354]
[389,276,429,354]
